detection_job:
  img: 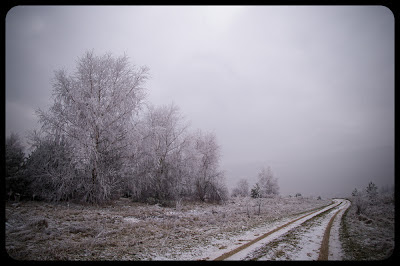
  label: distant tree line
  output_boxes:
[5,51,228,204]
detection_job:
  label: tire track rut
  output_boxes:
[317,209,341,260]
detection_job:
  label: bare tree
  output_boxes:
[36,51,148,203]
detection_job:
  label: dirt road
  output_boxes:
[212,198,351,261]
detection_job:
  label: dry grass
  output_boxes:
[340,196,394,260]
[6,196,330,260]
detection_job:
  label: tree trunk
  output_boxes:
[92,127,100,186]
[92,167,97,185]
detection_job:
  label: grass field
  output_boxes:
[5,194,394,261]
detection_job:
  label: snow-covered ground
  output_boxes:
[328,199,351,260]
[8,196,392,261]
[340,194,394,260]
[212,199,350,261]
[255,199,350,261]
[6,196,332,260]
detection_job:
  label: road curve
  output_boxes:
[213,198,350,261]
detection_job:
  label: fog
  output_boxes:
[6,6,394,197]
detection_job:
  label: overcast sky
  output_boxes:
[6,6,394,197]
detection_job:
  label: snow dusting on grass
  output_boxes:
[225,199,344,261]
[123,217,141,224]
[340,195,394,260]
[6,196,332,260]
[8,196,392,261]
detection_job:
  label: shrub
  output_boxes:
[251,184,261,198]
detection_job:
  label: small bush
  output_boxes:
[250,184,261,198]
[29,218,48,230]
[160,200,175,208]
[145,197,157,205]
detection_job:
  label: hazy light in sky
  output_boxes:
[202,6,242,32]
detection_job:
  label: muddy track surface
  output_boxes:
[212,199,351,261]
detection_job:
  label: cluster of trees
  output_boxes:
[351,181,394,215]
[250,166,279,198]
[5,133,27,201]
[231,166,279,198]
[5,51,228,204]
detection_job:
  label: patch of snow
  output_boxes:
[222,200,342,260]
[151,198,337,261]
[187,209,207,216]
[123,217,141,224]
[255,199,351,261]
[328,199,351,260]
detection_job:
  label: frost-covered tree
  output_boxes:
[126,105,227,203]
[6,133,25,176]
[352,190,367,215]
[25,130,77,201]
[5,133,27,200]
[365,181,378,200]
[257,166,279,197]
[133,103,190,201]
[231,178,249,197]
[36,51,148,203]
[192,130,225,202]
